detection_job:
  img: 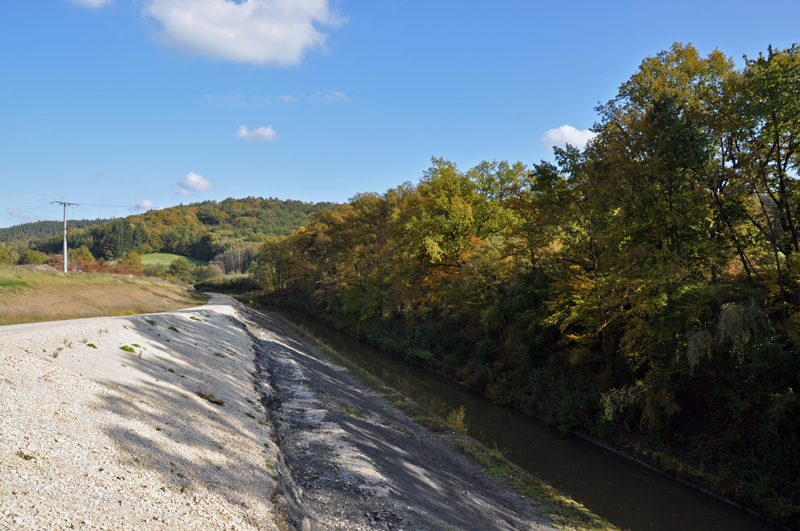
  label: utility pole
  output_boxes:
[52,201,78,273]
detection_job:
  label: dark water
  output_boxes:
[276,309,783,531]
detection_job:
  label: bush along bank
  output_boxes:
[251,289,798,530]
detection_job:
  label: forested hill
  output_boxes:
[0,219,110,242]
[30,197,334,262]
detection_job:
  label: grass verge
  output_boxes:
[141,253,209,267]
[0,265,207,326]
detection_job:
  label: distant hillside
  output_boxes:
[0,219,111,243]
[35,197,336,263]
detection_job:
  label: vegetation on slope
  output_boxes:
[247,43,800,528]
[0,197,334,276]
[42,197,334,263]
[140,253,209,267]
[0,218,110,243]
[0,265,205,325]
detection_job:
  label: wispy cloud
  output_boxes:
[176,172,213,196]
[144,0,344,66]
[6,209,44,223]
[206,92,342,106]
[69,0,112,8]
[325,90,350,102]
[235,125,278,142]
[541,125,597,150]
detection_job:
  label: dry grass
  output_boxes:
[0,265,207,326]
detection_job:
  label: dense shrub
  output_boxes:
[18,250,48,265]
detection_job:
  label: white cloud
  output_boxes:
[69,0,113,8]
[541,125,598,150]
[325,90,349,102]
[235,125,278,142]
[133,200,165,211]
[176,172,214,196]
[144,0,342,66]
[6,209,43,223]
[280,94,296,102]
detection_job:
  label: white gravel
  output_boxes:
[0,294,280,531]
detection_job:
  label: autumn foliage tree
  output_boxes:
[252,43,800,527]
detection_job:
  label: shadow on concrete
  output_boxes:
[242,306,549,531]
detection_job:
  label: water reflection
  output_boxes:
[277,309,781,531]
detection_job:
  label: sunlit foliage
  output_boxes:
[254,43,800,527]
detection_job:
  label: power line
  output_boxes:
[6,202,53,209]
[5,204,59,213]
[5,202,130,213]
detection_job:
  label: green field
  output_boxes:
[141,253,208,267]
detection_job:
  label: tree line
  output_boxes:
[0,198,334,274]
[250,43,800,527]
[0,218,110,243]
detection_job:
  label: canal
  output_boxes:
[275,309,783,531]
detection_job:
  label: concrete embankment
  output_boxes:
[238,303,557,531]
[0,294,570,530]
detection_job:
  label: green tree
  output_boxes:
[244,43,800,523]
[68,245,94,262]
[250,236,287,291]
[168,257,192,278]
[195,232,221,261]
[0,244,20,265]
[197,207,223,225]
[119,250,144,271]
[19,250,48,265]
[386,158,515,317]
[194,264,224,281]
[728,45,800,316]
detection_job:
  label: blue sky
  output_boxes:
[2,0,799,227]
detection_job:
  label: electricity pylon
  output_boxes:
[52,201,78,273]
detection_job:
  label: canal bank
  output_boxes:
[236,301,616,531]
[256,304,785,531]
